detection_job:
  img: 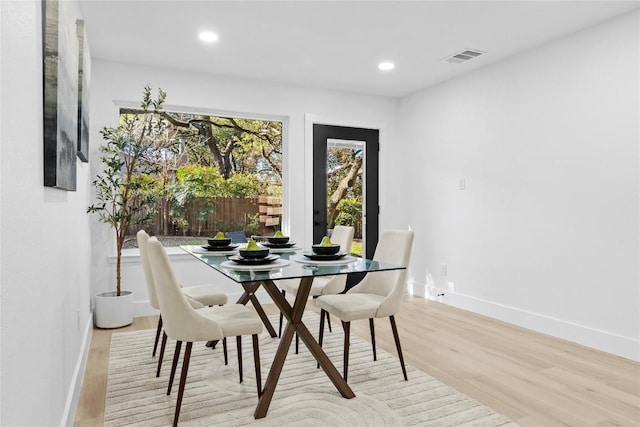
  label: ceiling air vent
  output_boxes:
[442,49,485,64]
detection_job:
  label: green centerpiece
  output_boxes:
[208,231,231,247]
[312,235,340,255]
[239,238,270,259]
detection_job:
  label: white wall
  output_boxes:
[89,61,405,315]
[400,11,639,361]
[2,5,635,426]
[0,1,93,425]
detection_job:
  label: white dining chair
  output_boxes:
[137,230,228,375]
[315,229,414,382]
[276,225,354,352]
[146,236,263,426]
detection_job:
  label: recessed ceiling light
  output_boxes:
[198,31,219,43]
[378,61,395,71]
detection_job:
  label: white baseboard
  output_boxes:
[60,316,94,427]
[134,279,640,361]
[408,283,639,362]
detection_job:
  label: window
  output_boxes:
[121,108,283,247]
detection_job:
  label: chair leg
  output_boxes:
[317,309,326,369]
[369,318,377,361]
[167,340,182,395]
[342,321,351,382]
[153,315,163,357]
[237,336,243,383]
[313,295,332,333]
[318,309,326,347]
[278,290,285,338]
[252,334,262,397]
[295,331,299,354]
[173,342,192,427]
[389,315,408,381]
[157,332,168,377]
[223,337,228,365]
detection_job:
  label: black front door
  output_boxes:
[312,124,379,259]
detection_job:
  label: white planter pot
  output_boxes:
[95,290,134,329]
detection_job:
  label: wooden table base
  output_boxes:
[237,282,278,338]
[253,278,355,419]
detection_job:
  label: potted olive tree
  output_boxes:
[88,85,166,328]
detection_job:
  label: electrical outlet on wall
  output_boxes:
[426,286,447,301]
[447,281,455,293]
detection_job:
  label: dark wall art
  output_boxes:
[43,0,78,190]
[76,18,90,163]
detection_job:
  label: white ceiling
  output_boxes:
[79,0,639,98]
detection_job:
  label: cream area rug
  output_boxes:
[104,313,517,426]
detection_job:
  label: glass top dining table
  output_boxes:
[180,245,404,283]
[180,245,405,419]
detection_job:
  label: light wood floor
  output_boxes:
[74,295,640,426]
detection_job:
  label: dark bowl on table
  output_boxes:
[207,238,232,247]
[267,236,290,245]
[311,244,341,256]
[239,248,270,259]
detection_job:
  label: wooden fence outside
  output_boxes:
[127,197,277,237]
